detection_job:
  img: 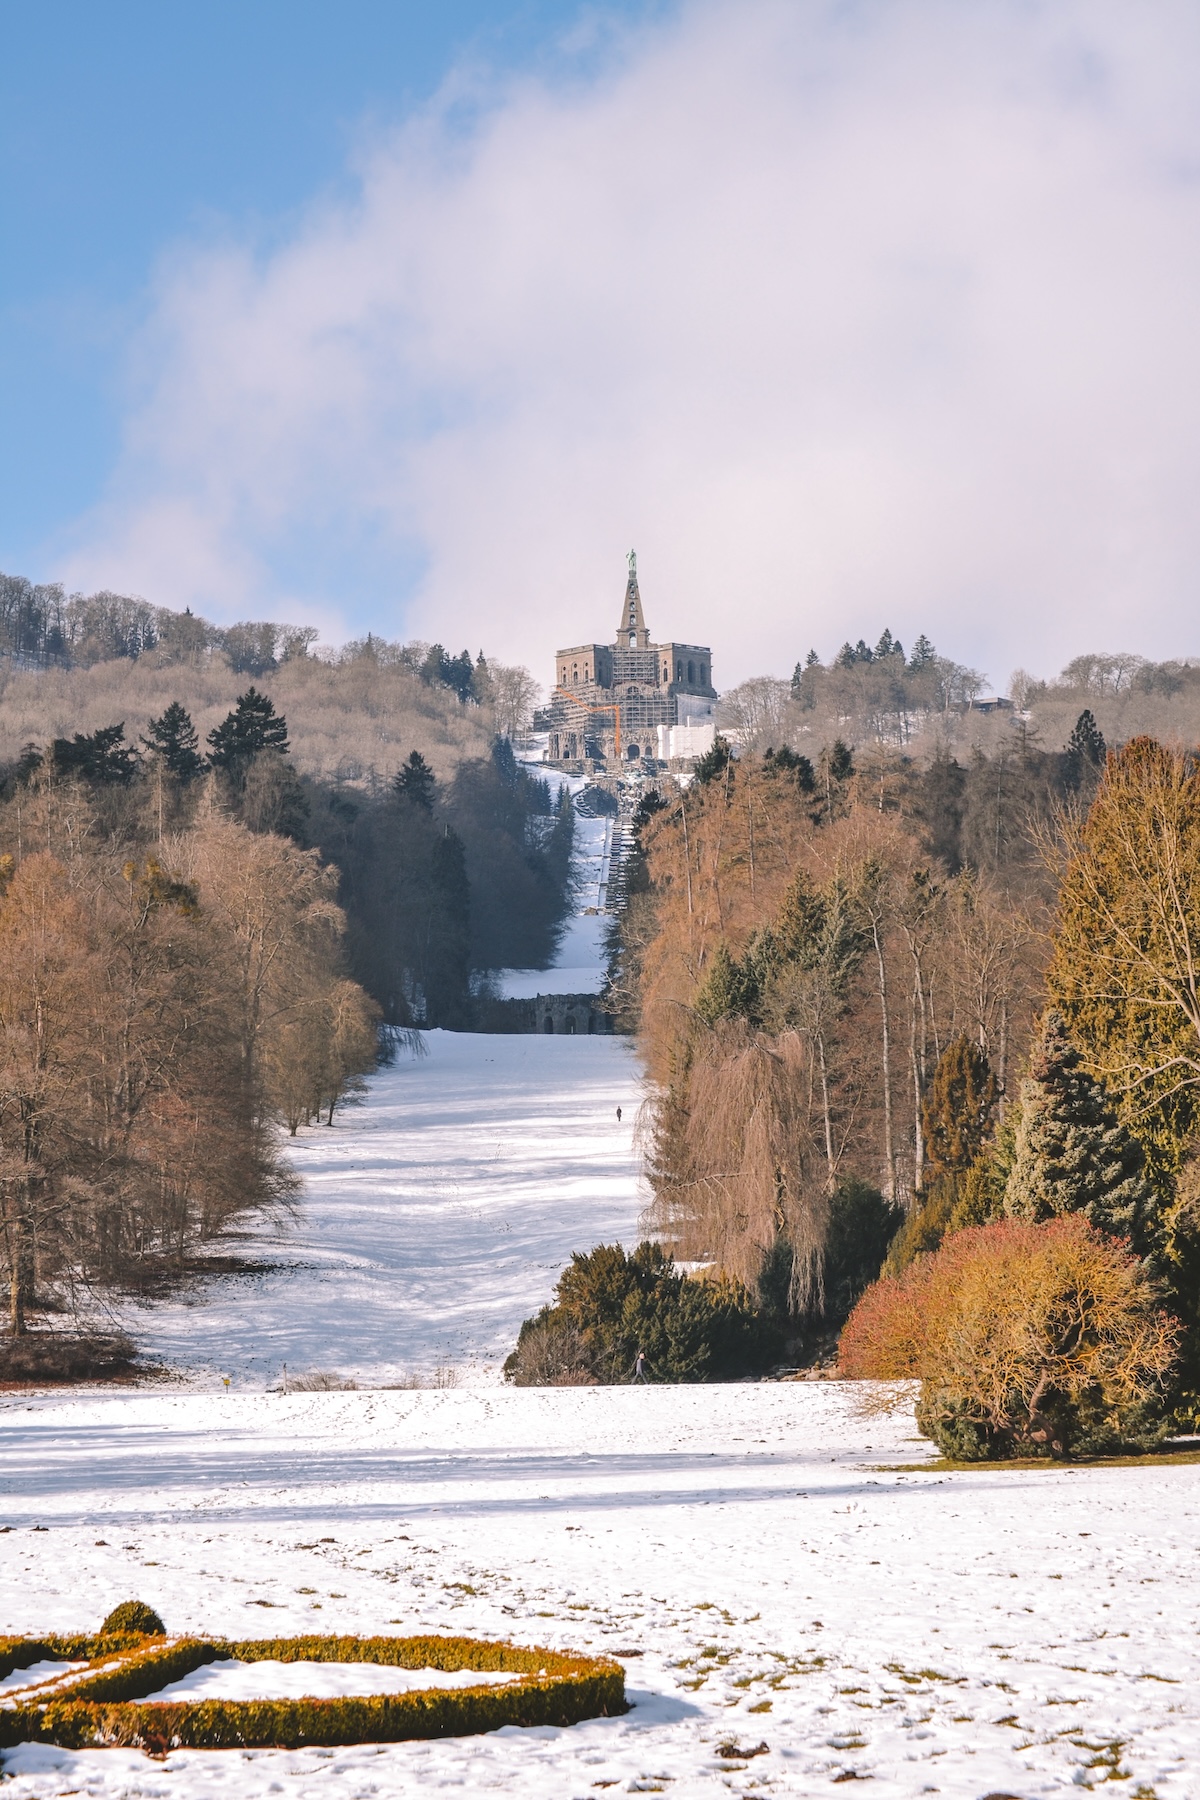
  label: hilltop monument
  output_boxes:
[546,552,716,765]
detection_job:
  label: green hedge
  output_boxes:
[0,1632,627,1751]
[0,1632,172,1684]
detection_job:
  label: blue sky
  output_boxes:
[0,1,661,588]
[4,3,1200,685]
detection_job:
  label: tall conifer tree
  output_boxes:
[142,701,203,782]
[1004,1010,1156,1251]
[207,687,289,776]
[921,1036,998,1181]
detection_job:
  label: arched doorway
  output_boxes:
[543,1015,554,1033]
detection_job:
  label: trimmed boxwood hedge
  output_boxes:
[0,1631,627,1752]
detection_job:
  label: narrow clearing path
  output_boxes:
[118,1031,643,1388]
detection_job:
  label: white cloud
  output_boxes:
[60,0,1200,687]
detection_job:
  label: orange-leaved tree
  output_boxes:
[840,1216,1179,1459]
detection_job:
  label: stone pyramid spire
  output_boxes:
[616,549,650,648]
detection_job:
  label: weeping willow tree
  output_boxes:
[644,865,879,1314]
[645,1024,828,1310]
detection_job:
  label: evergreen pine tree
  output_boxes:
[13,743,43,785]
[819,738,854,815]
[393,750,436,809]
[51,722,137,784]
[1067,707,1106,765]
[142,701,203,782]
[763,744,817,794]
[922,1036,998,1180]
[1063,708,1106,790]
[472,651,492,703]
[1004,1010,1156,1249]
[490,736,519,788]
[207,687,289,775]
[825,739,854,783]
[693,941,747,1026]
[693,735,733,786]
[885,1038,1000,1273]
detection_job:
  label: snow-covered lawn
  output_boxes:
[3,1383,1199,1796]
[115,1030,643,1389]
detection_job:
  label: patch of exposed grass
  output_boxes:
[882,1662,965,1687]
[1073,1737,1133,1783]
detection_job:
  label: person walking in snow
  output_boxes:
[631,1347,649,1383]
[616,1106,623,1122]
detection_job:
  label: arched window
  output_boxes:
[676,661,682,679]
[701,663,707,684]
[627,743,640,760]
[687,660,695,683]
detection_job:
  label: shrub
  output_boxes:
[840,1216,1180,1459]
[100,1601,166,1638]
[504,1241,776,1385]
[881,1178,960,1277]
[762,1179,900,1342]
[284,1370,359,1392]
[820,1179,902,1323]
[0,1630,625,1752]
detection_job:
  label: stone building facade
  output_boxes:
[547,553,716,764]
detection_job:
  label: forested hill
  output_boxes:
[718,633,1200,766]
[0,568,574,1028]
[0,567,538,785]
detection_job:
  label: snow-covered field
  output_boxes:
[4,1383,1200,1796]
[115,1029,643,1389]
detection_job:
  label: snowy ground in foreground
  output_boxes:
[3,1383,1199,1797]
[114,1030,643,1390]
